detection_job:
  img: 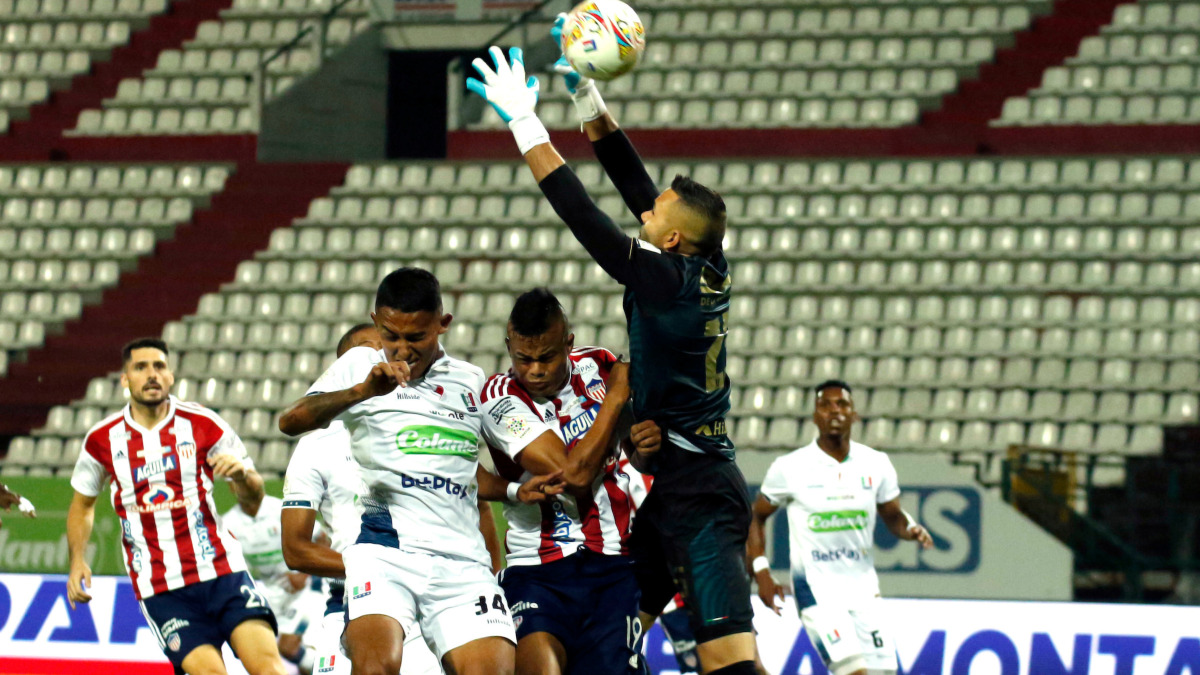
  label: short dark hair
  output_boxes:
[672,174,727,256]
[337,322,376,357]
[375,267,442,313]
[814,379,852,396]
[508,287,567,337]
[122,337,169,365]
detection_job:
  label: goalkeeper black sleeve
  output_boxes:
[592,130,659,220]
[539,164,682,307]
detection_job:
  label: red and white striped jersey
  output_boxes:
[70,396,252,600]
[480,347,636,566]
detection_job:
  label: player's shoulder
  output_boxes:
[481,372,525,403]
[82,409,126,444]
[174,397,226,425]
[571,346,617,369]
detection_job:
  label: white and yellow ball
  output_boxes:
[560,0,646,82]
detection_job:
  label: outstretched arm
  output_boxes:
[551,13,658,217]
[467,46,682,305]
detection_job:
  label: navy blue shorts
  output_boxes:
[139,571,278,673]
[499,551,642,675]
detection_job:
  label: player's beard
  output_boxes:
[131,382,167,406]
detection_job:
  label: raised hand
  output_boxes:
[466,46,540,123]
[551,13,591,95]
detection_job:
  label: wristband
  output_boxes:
[571,81,607,123]
[752,556,770,574]
[508,113,550,156]
[506,482,521,503]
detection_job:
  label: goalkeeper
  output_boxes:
[466,30,757,675]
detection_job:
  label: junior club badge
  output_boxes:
[585,380,606,404]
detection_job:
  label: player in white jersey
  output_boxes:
[477,288,661,675]
[278,323,539,675]
[223,494,328,674]
[747,381,933,675]
[279,268,517,675]
[66,337,285,675]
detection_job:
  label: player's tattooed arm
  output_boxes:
[279,360,409,436]
[878,498,934,549]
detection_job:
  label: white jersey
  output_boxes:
[282,420,364,554]
[222,496,292,593]
[308,346,489,567]
[71,396,252,600]
[479,348,636,567]
[759,440,900,609]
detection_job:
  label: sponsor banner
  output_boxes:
[646,596,1200,675]
[0,574,256,675]
[0,477,284,575]
[5,572,1198,675]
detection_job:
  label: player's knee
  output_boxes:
[242,652,288,675]
[705,660,757,675]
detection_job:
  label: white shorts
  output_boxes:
[313,603,442,675]
[264,584,327,638]
[800,598,897,675]
[343,544,516,660]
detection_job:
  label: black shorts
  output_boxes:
[629,452,754,644]
[499,550,642,675]
[138,571,278,673]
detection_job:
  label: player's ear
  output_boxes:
[664,229,683,252]
[119,369,129,390]
[565,332,575,351]
[438,312,454,333]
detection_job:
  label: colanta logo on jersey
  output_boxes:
[808,510,870,532]
[395,425,479,459]
[133,455,177,483]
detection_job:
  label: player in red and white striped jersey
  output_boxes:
[478,288,660,675]
[66,337,286,675]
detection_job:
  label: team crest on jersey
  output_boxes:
[352,582,372,599]
[862,476,873,490]
[177,441,196,459]
[461,393,478,412]
[316,655,338,673]
[144,484,175,506]
[585,380,606,404]
[826,629,842,644]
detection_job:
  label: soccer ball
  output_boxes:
[560,0,646,82]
